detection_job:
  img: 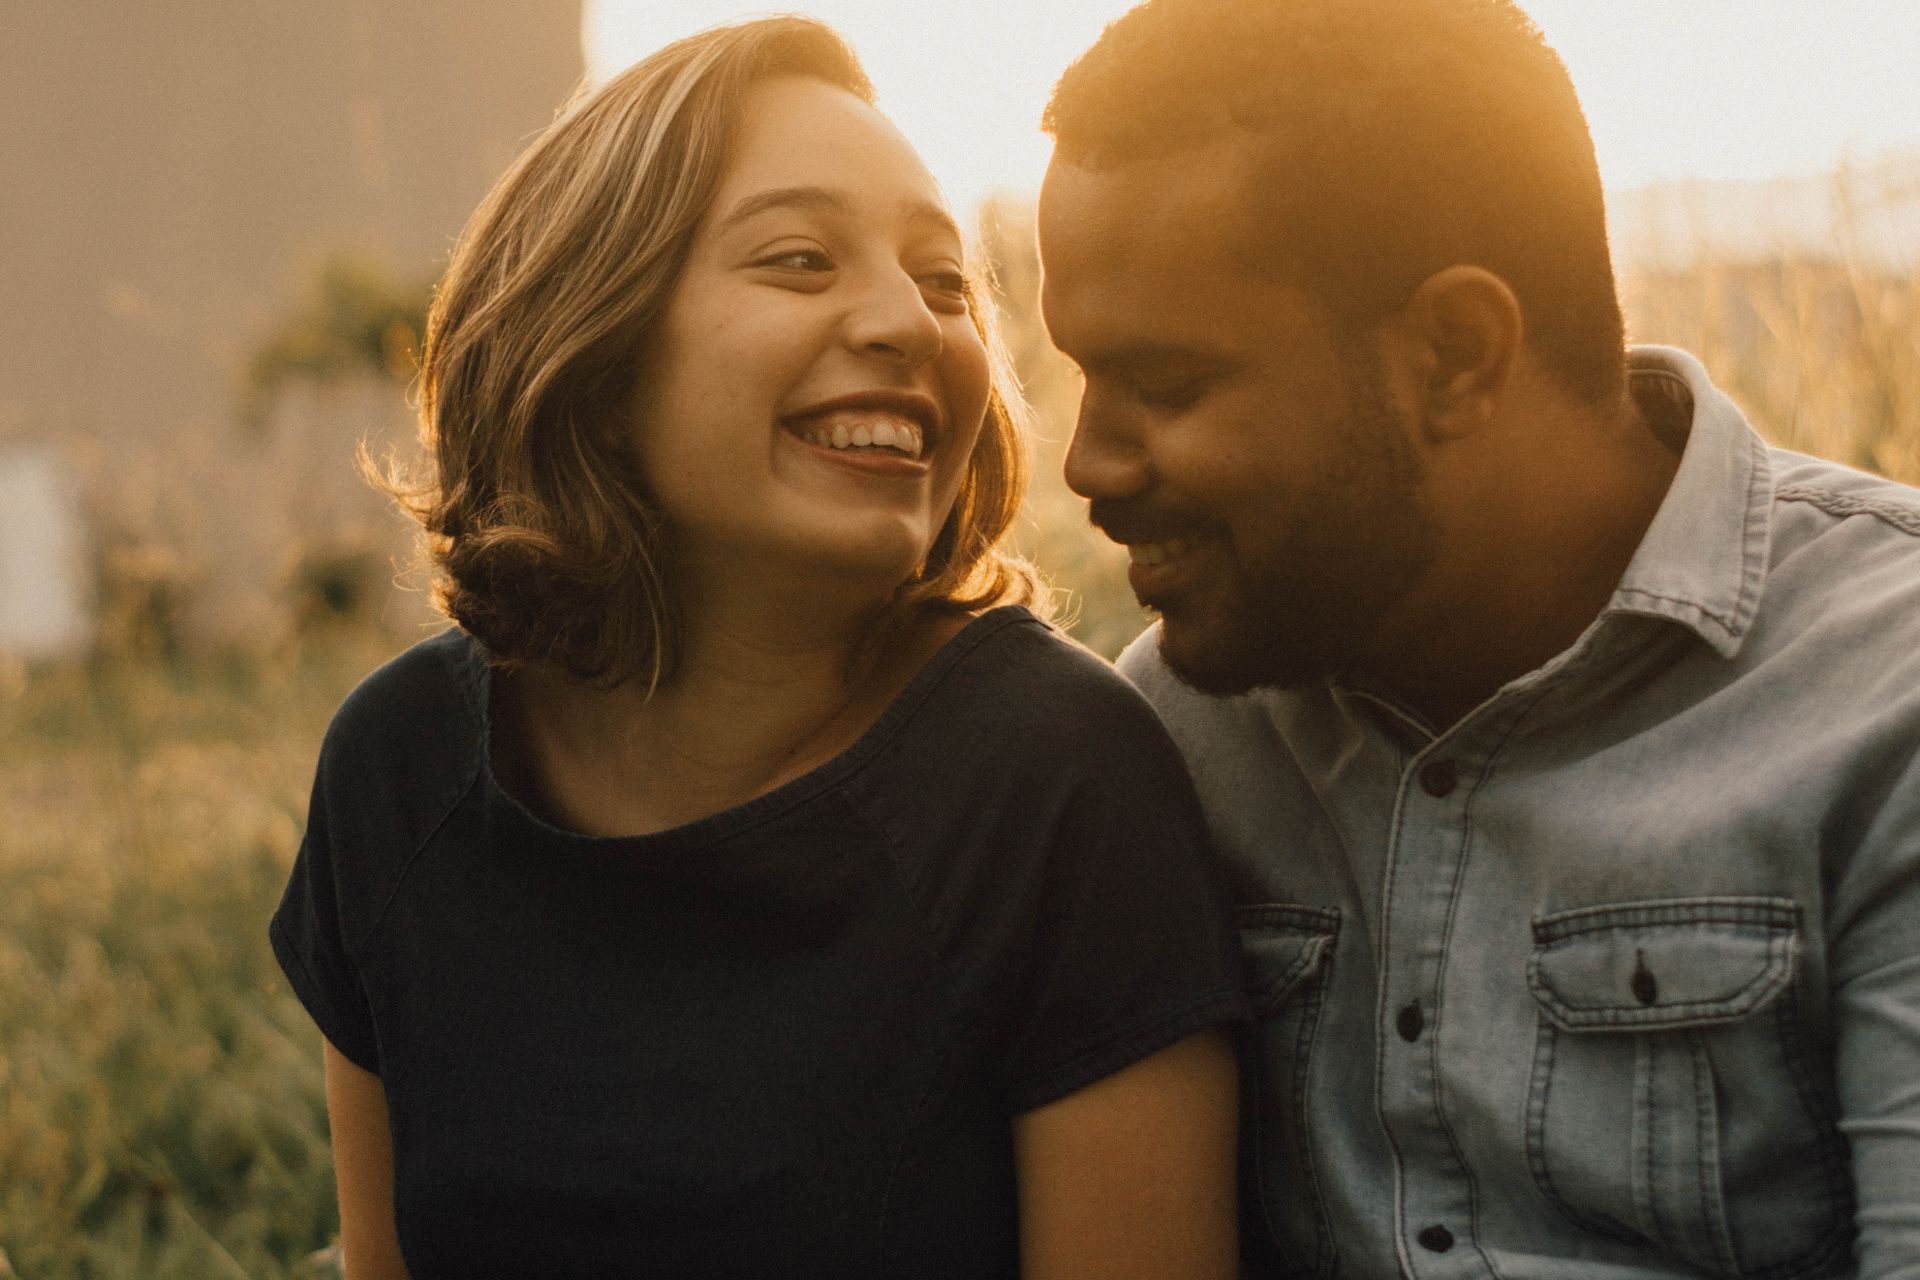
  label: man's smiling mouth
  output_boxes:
[1127,538,1197,567]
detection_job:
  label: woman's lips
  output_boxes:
[779,412,932,476]
[785,408,925,460]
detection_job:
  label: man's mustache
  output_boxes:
[1087,498,1217,547]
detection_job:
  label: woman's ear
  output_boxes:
[1392,266,1524,443]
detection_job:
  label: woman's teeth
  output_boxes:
[796,411,924,460]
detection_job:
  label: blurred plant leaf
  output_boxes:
[242,258,432,430]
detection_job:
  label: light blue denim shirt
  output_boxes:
[1118,347,1920,1279]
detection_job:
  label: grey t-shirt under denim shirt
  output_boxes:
[1121,347,1920,1278]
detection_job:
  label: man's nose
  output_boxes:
[1063,394,1151,501]
[844,270,943,366]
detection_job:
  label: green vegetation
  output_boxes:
[0,641,394,1278]
[241,258,432,432]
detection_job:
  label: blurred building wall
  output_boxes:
[0,446,91,659]
[1,0,583,653]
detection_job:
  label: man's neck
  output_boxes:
[1357,390,1684,732]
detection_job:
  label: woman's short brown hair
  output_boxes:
[391,15,1038,690]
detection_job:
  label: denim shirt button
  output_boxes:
[1418,760,1458,798]
[1396,998,1424,1042]
[1417,1224,1455,1253]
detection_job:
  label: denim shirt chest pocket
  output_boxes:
[1239,904,1340,1277]
[1524,898,1854,1278]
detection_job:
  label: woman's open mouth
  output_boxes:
[786,408,925,460]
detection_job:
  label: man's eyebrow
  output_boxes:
[715,185,963,246]
[1080,344,1229,376]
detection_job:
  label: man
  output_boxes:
[1036,1,1920,1276]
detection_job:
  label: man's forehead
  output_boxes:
[1040,141,1279,279]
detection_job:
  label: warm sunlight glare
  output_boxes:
[586,0,1920,212]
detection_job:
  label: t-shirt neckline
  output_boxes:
[455,604,1039,853]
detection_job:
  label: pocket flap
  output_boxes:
[1528,897,1798,1031]
[1237,903,1339,1014]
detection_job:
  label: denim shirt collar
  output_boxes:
[1603,345,1775,658]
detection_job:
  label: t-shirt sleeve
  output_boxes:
[269,755,383,1074]
[994,713,1251,1112]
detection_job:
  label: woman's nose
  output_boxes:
[844,270,944,365]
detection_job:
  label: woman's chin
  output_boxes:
[789,517,934,579]
[750,533,931,603]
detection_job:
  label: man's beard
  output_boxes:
[1156,356,1438,697]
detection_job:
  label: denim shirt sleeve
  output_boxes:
[1830,751,1920,1277]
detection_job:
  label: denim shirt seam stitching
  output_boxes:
[1534,896,1798,937]
[1395,688,1546,1275]
[1532,939,1794,1025]
[1776,482,1920,540]
[1610,586,1741,634]
[1373,739,1421,1263]
[1733,422,1774,631]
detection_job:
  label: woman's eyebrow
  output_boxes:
[715,185,853,234]
[715,185,961,245]
[902,199,962,246]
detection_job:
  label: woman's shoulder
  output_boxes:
[316,626,486,791]
[844,610,1241,1088]
[859,607,1186,798]
[929,610,1167,752]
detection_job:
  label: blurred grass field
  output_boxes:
[0,639,401,1277]
[3,192,1916,1273]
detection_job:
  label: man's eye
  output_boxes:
[1135,378,1209,411]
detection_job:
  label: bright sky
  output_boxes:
[586,0,1920,215]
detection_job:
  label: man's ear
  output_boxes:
[1389,266,1523,443]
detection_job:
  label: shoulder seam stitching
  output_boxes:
[348,764,483,957]
[1776,483,1920,539]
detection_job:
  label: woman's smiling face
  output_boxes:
[631,75,990,598]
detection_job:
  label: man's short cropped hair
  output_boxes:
[1044,0,1627,410]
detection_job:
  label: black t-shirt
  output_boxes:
[270,606,1249,1278]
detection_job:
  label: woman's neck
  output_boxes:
[498,588,969,838]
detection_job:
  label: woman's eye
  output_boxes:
[756,247,833,272]
[921,269,968,298]
[918,269,972,311]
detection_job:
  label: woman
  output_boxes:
[270,17,1248,1278]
